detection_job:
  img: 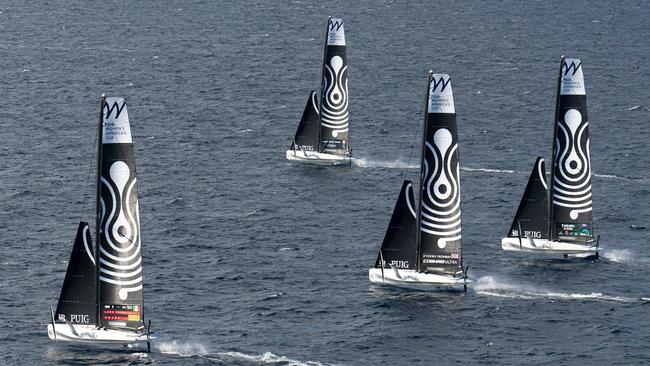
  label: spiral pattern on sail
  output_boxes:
[420,128,462,248]
[320,55,349,137]
[99,160,143,301]
[552,108,592,220]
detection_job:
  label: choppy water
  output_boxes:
[1,1,649,365]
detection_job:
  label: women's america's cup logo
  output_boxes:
[103,98,132,144]
[327,18,345,46]
[560,58,585,95]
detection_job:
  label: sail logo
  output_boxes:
[71,314,90,323]
[553,108,592,221]
[327,18,345,46]
[388,260,409,269]
[430,76,451,93]
[320,54,349,139]
[511,229,542,238]
[563,60,582,76]
[104,100,127,119]
[428,75,455,113]
[329,20,343,31]
[420,128,462,249]
[99,160,143,301]
[102,97,133,144]
[57,313,90,323]
[560,59,585,95]
[379,260,410,269]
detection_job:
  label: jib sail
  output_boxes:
[376,180,418,270]
[55,222,97,325]
[507,157,549,240]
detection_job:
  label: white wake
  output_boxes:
[132,341,331,365]
[602,249,650,265]
[350,158,644,182]
[204,351,332,365]
[602,249,634,264]
[461,167,517,174]
[474,276,637,303]
[351,157,417,169]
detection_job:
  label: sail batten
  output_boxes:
[417,74,463,275]
[549,58,593,243]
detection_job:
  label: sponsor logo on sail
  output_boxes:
[329,19,343,31]
[104,99,127,119]
[563,60,582,76]
[430,76,451,93]
[511,229,542,238]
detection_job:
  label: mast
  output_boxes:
[95,95,106,327]
[316,16,331,153]
[415,71,433,273]
[547,56,565,241]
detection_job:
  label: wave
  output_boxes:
[474,276,638,303]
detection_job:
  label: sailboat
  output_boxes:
[286,17,351,166]
[368,72,469,291]
[48,96,156,347]
[501,57,599,256]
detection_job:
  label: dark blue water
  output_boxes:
[1,1,649,365]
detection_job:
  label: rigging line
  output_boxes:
[80,129,98,222]
[401,89,425,184]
